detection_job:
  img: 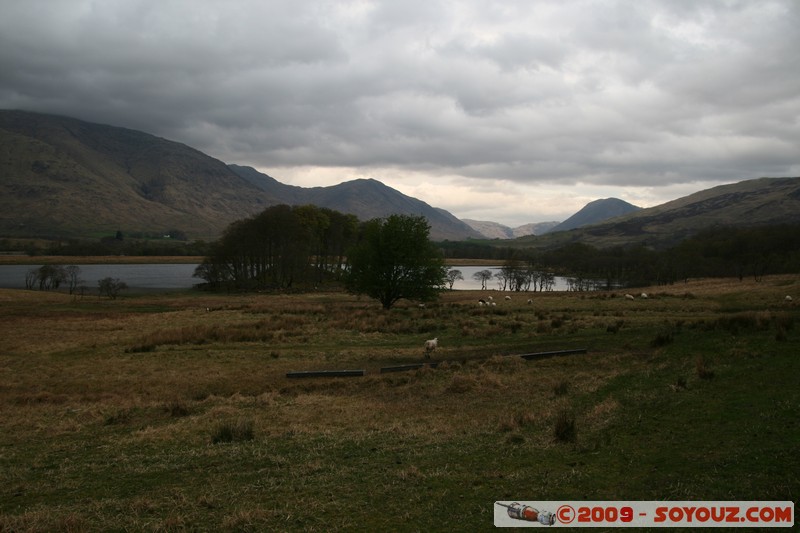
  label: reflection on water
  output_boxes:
[447,265,570,291]
[0,263,575,291]
[0,263,200,290]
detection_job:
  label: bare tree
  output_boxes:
[64,265,83,295]
[98,277,128,299]
[25,265,67,291]
[472,269,493,290]
[445,269,464,289]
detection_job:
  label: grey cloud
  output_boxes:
[0,0,798,193]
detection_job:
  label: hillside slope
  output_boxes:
[0,110,272,240]
[229,166,482,241]
[521,177,800,249]
[549,198,641,233]
[0,111,479,241]
[462,219,560,239]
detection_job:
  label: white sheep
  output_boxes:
[487,296,494,302]
[504,295,512,301]
[786,295,793,302]
[478,299,486,306]
[640,293,648,299]
[424,337,438,358]
[625,294,635,301]
[527,299,532,305]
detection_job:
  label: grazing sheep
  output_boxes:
[786,295,793,302]
[625,294,635,301]
[491,301,496,307]
[527,298,532,305]
[418,303,426,309]
[478,299,486,306]
[504,295,512,301]
[640,293,648,299]
[424,337,438,358]
[487,296,494,302]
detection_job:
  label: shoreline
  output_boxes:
[0,255,498,267]
[0,255,206,265]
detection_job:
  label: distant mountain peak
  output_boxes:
[0,110,480,241]
[462,219,561,239]
[550,198,641,233]
[228,166,482,241]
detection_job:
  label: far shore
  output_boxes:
[0,255,499,267]
[0,255,206,265]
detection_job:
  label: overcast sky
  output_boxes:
[2,0,799,225]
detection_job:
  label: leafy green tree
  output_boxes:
[346,214,447,309]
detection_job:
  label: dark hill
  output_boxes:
[519,177,800,250]
[0,110,271,240]
[550,198,641,233]
[0,111,479,241]
[229,166,482,241]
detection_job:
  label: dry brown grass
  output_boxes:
[2,274,797,528]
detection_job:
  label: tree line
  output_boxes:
[194,205,446,308]
[3,234,211,257]
[194,204,360,290]
[440,224,800,288]
[24,264,128,298]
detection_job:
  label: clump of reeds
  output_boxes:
[553,380,570,397]
[553,410,577,443]
[650,324,675,347]
[669,377,688,392]
[498,411,536,433]
[220,509,273,531]
[211,419,255,444]
[164,400,190,418]
[696,357,715,380]
[505,433,526,445]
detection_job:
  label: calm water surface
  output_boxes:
[0,264,571,291]
[0,264,200,290]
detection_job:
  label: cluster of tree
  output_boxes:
[196,205,447,308]
[14,237,211,257]
[440,223,800,288]
[465,265,557,292]
[25,264,84,294]
[545,225,800,287]
[194,204,359,290]
[97,277,128,299]
[437,240,515,261]
[22,265,128,298]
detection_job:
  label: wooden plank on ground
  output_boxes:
[286,370,365,378]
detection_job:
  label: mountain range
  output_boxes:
[2,109,799,248]
[517,177,800,249]
[227,164,481,241]
[462,219,560,239]
[0,110,479,241]
[462,197,640,239]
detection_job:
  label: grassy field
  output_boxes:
[1,276,798,531]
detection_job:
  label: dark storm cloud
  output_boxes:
[1,0,799,194]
